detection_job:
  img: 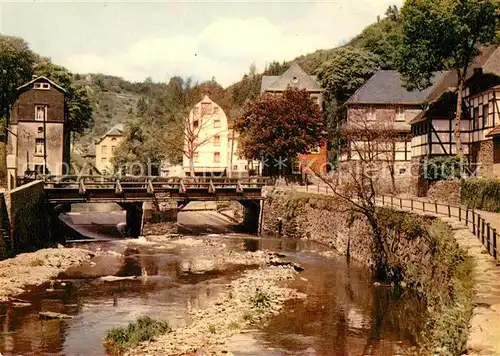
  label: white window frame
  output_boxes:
[34,83,51,90]
[213,152,221,163]
[35,105,47,121]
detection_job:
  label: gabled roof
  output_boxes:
[95,123,125,144]
[346,70,452,106]
[17,76,68,94]
[260,62,322,94]
[105,123,124,136]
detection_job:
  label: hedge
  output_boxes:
[461,179,500,213]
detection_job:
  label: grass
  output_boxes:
[104,316,171,355]
[250,291,272,309]
[208,324,217,334]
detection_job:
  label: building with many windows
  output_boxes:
[95,124,124,174]
[410,46,500,179]
[182,95,259,177]
[6,76,70,189]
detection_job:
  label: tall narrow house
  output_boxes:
[6,76,70,189]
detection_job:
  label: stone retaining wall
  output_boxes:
[1,180,58,257]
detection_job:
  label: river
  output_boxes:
[0,206,426,355]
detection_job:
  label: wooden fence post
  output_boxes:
[411,199,414,211]
[482,218,485,245]
[423,201,425,212]
[487,223,491,254]
[400,198,403,209]
[465,208,469,226]
[472,212,476,235]
[448,205,451,217]
[435,202,438,214]
[493,229,497,260]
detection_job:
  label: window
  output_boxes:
[244,165,248,170]
[37,127,44,138]
[311,96,319,105]
[367,106,376,121]
[213,152,221,163]
[35,138,44,155]
[399,168,407,175]
[193,119,199,129]
[474,107,479,130]
[35,105,47,121]
[102,145,107,154]
[395,107,405,122]
[213,135,220,146]
[213,119,221,128]
[483,104,489,128]
[111,138,117,142]
[101,157,106,164]
[201,103,212,115]
[193,152,199,163]
[34,83,50,90]
[233,165,238,171]
[213,106,220,114]
[111,146,116,153]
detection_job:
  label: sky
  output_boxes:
[0,0,403,87]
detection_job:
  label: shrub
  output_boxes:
[423,155,467,182]
[104,316,170,355]
[250,291,272,309]
[461,179,500,213]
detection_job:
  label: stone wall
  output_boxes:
[2,180,59,256]
[426,180,461,205]
[478,139,494,178]
[262,190,439,272]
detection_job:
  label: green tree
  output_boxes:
[316,46,382,106]
[234,88,325,175]
[112,117,165,175]
[34,60,93,133]
[0,35,36,126]
[350,7,403,68]
[399,0,500,153]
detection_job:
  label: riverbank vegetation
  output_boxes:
[265,190,474,355]
[104,316,171,355]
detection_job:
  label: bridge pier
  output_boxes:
[119,202,144,237]
[240,200,262,234]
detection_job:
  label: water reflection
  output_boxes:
[0,237,426,356]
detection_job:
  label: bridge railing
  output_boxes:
[42,175,272,193]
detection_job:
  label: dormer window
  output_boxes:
[292,76,299,84]
[34,83,50,90]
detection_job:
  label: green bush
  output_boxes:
[104,316,171,355]
[461,179,500,213]
[423,156,467,182]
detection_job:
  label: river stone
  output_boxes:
[39,311,74,320]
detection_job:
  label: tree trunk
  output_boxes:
[189,156,195,177]
[454,78,464,155]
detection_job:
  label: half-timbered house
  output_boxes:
[410,46,500,178]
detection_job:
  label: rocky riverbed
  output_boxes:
[0,247,97,301]
[127,264,303,355]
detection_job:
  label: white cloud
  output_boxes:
[62,1,403,87]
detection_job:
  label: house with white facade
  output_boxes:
[410,46,500,179]
[182,95,259,177]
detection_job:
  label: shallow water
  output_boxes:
[0,234,426,356]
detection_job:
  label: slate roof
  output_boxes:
[95,123,125,144]
[346,70,451,105]
[260,62,322,94]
